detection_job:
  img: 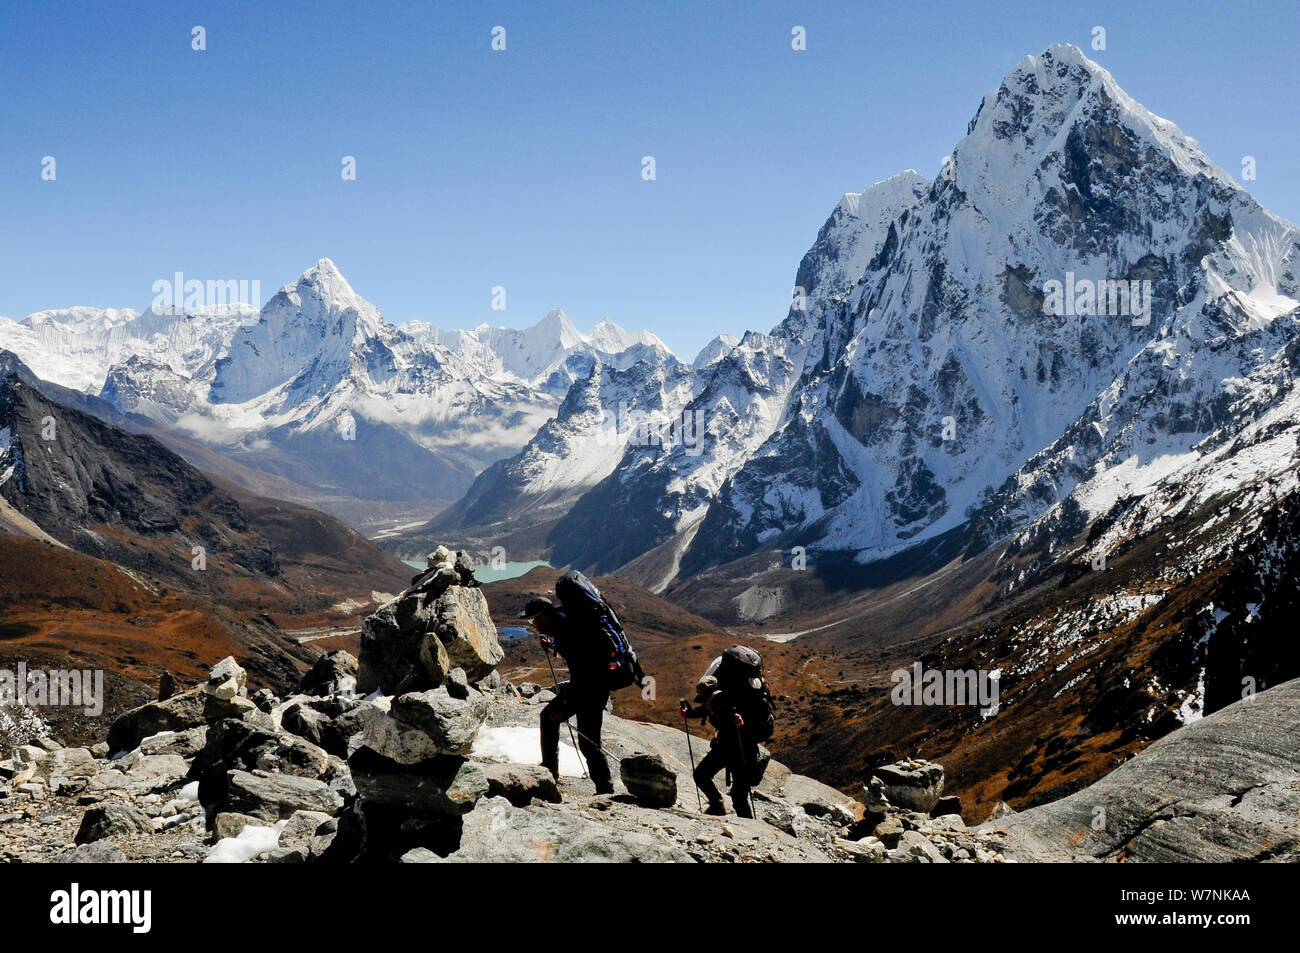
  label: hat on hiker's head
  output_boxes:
[694,674,719,704]
[517,596,558,619]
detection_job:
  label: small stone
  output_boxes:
[278,810,333,851]
[873,815,904,848]
[899,829,947,863]
[205,656,248,700]
[985,800,1016,822]
[835,836,887,863]
[76,803,154,844]
[264,846,308,863]
[251,688,279,712]
[56,842,128,863]
[213,812,257,840]
[453,551,477,586]
[446,667,471,700]
[932,794,963,817]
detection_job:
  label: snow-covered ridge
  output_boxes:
[491,43,1300,586]
[0,258,675,509]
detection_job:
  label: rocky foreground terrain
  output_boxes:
[2,548,1295,863]
[0,550,1013,863]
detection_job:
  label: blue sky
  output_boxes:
[1,0,1296,359]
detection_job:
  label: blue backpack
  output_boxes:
[554,570,645,691]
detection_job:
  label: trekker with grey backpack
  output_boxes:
[680,645,776,818]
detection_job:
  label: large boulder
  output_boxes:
[391,688,489,757]
[139,727,208,758]
[358,571,503,695]
[348,751,487,816]
[87,753,189,796]
[433,586,503,680]
[620,753,678,808]
[280,701,360,758]
[33,747,97,781]
[346,703,448,766]
[481,762,562,807]
[106,689,206,753]
[191,719,334,814]
[437,799,694,863]
[298,651,359,697]
[224,769,345,821]
[56,842,129,863]
[871,760,944,814]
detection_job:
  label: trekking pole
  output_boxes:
[560,720,617,760]
[682,710,704,812]
[542,643,589,780]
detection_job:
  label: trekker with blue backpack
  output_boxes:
[519,571,646,797]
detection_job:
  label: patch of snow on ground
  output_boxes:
[472,724,584,776]
[204,821,288,863]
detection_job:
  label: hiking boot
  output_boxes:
[593,779,615,796]
[704,799,727,817]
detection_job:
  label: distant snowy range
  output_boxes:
[4,44,1299,600]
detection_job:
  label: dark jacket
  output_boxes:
[547,610,610,685]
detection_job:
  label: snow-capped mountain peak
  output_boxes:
[587,316,665,354]
[209,259,392,405]
[1,259,676,518]
[956,44,1235,204]
[460,44,1300,592]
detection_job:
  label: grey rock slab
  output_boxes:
[981,678,1300,862]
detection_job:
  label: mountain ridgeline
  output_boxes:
[419,45,1298,599]
[0,261,673,531]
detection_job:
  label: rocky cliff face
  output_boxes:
[682,44,1298,576]
[1,354,277,579]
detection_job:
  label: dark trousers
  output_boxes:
[540,681,611,790]
[694,732,758,818]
